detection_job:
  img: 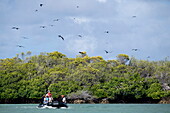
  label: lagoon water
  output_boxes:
[0,104,170,113]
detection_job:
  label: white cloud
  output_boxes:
[66,36,97,54]
[96,0,107,3]
[114,0,124,3]
[69,17,91,24]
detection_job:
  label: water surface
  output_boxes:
[0,104,169,113]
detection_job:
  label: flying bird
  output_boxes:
[17,45,24,48]
[104,31,109,33]
[40,4,43,7]
[58,35,64,40]
[53,19,59,21]
[105,50,109,54]
[22,37,29,39]
[79,51,86,54]
[49,24,54,27]
[40,26,46,28]
[12,27,19,30]
[132,16,136,18]
[104,50,112,54]
[78,35,82,37]
[132,48,139,51]
[76,6,79,8]
[147,56,150,58]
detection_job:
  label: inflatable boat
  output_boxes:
[37,101,68,109]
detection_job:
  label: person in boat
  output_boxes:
[61,95,66,103]
[47,90,53,103]
[38,94,68,108]
[48,95,53,103]
[57,95,62,103]
[47,90,52,97]
[43,94,49,104]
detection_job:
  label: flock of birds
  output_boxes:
[11,2,150,59]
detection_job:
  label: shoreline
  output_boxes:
[1,97,169,104]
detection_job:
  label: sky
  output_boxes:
[0,0,170,61]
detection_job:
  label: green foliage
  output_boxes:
[117,54,129,64]
[90,74,168,100]
[0,51,170,101]
[146,83,166,99]
[48,81,82,98]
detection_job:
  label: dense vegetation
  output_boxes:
[0,51,170,103]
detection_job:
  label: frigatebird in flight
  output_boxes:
[104,50,112,54]
[17,45,24,48]
[12,27,19,30]
[147,56,150,58]
[132,48,139,51]
[40,26,46,28]
[58,35,64,40]
[22,37,29,39]
[79,51,86,54]
[49,24,54,27]
[53,19,59,21]
[40,4,43,7]
[104,31,109,33]
[78,35,82,37]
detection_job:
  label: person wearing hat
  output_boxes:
[47,90,52,97]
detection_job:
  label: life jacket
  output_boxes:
[45,97,49,101]
[44,97,49,104]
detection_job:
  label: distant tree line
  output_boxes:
[0,51,170,103]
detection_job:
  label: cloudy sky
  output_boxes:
[0,0,170,61]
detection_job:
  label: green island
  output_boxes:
[0,51,170,104]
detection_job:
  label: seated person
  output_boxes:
[47,90,52,97]
[48,95,53,103]
[61,95,66,103]
[43,95,49,104]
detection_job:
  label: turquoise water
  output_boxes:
[0,104,170,113]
